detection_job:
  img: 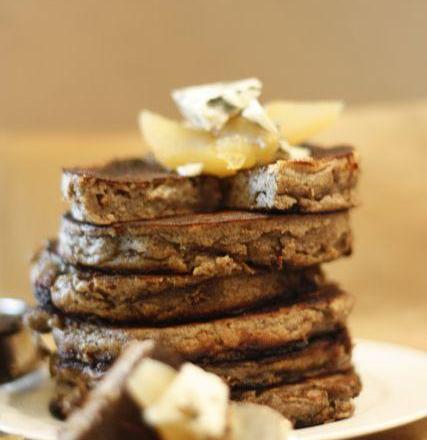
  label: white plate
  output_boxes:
[298,339,427,440]
[0,339,426,440]
[0,367,61,440]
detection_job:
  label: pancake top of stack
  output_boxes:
[62,144,358,225]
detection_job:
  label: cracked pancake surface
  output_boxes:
[63,145,358,225]
[37,287,354,364]
[58,210,352,273]
[224,145,359,214]
[51,330,352,391]
[32,241,325,324]
[62,158,222,225]
[234,370,361,428]
[50,367,361,426]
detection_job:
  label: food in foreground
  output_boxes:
[0,298,44,383]
[59,341,293,440]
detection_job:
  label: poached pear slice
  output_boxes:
[139,111,279,177]
[265,100,343,145]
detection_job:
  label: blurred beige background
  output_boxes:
[2,0,427,131]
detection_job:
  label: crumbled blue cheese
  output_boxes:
[241,99,278,134]
[172,78,277,134]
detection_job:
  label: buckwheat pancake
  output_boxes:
[234,370,361,428]
[203,330,352,388]
[39,287,353,365]
[32,241,324,324]
[50,368,361,427]
[58,210,352,273]
[62,146,358,225]
[224,145,358,213]
[51,330,352,392]
[62,158,222,225]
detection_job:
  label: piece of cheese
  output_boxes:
[127,357,294,440]
[172,78,277,134]
[127,358,177,408]
[143,363,229,440]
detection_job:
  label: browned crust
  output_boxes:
[203,330,353,388]
[58,341,166,438]
[58,210,352,273]
[50,368,361,428]
[63,158,176,181]
[224,145,359,213]
[234,370,362,428]
[62,158,222,224]
[51,330,352,391]
[31,241,325,324]
[62,146,359,225]
[48,287,354,365]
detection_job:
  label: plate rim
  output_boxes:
[297,338,427,440]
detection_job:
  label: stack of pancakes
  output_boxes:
[29,145,361,428]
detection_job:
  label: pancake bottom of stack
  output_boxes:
[49,329,360,427]
[29,260,360,427]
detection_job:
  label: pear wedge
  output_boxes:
[139,111,279,177]
[265,100,343,144]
